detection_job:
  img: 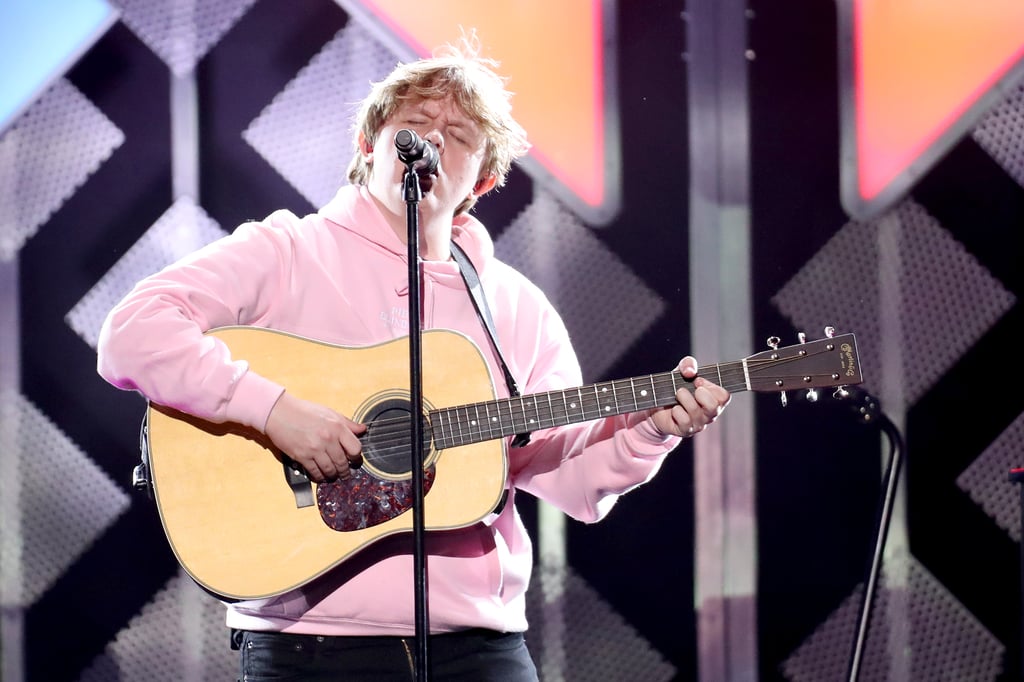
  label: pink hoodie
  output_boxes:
[97,184,679,635]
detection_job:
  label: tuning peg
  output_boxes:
[824,326,835,339]
[833,385,850,399]
[780,391,788,407]
[767,336,780,350]
[798,332,807,344]
[806,388,819,403]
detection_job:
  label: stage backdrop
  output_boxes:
[2,1,1022,681]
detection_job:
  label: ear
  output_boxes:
[472,174,498,197]
[357,130,374,158]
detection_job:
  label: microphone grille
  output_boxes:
[394,129,415,151]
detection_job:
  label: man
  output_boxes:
[97,35,730,680]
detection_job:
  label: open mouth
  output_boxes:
[418,173,436,194]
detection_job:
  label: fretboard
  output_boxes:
[430,360,750,450]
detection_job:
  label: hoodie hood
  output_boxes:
[318,184,495,286]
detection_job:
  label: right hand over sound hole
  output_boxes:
[265,392,365,483]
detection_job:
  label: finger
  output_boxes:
[314,451,339,481]
[678,356,699,379]
[303,458,325,483]
[679,396,713,431]
[338,429,364,458]
[669,404,699,436]
[333,438,358,477]
[695,376,731,403]
[345,418,368,436]
[674,386,700,412]
[335,427,364,469]
[680,409,701,436]
[316,434,346,476]
[675,403,700,430]
[693,385,723,417]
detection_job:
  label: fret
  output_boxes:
[619,380,631,410]
[594,382,615,416]
[513,395,528,434]
[648,376,660,406]
[530,395,545,428]
[655,373,672,401]
[456,401,468,444]
[466,403,477,440]
[485,401,501,438]
[572,387,586,420]
[631,375,657,410]
[725,361,747,392]
[510,396,523,435]
[557,389,571,426]
[433,409,448,448]
[452,407,466,448]
[504,398,521,437]
[561,389,576,422]
[506,397,519,434]
[591,386,603,418]
[495,399,509,437]
[521,395,539,431]
[445,408,458,447]
[471,403,483,442]
[545,395,557,425]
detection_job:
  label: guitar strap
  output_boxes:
[450,241,531,448]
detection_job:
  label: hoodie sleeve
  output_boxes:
[499,278,682,523]
[96,213,299,430]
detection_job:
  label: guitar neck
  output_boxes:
[430,360,750,450]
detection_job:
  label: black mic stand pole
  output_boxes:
[402,164,431,681]
[845,390,906,682]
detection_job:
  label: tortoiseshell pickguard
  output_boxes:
[316,466,436,531]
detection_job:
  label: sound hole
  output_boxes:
[361,398,433,478]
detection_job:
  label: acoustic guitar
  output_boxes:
[145,326,862,600]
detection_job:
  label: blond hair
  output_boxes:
[347,33,530,215]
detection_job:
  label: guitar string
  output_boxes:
[336,350,846,470]
[359,351,834,442]
[358,363,825,456]
[358,353,838,461]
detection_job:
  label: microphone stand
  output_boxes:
[402,164,430,681]
[844,389,906,682]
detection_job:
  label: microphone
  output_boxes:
[394,129,439,176]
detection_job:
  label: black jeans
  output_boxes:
[235,628,538,681]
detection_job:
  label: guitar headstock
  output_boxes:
[744,327,862,404]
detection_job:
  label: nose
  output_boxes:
[424,130,444,155]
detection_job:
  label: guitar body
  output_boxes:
[147,327,507,600]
